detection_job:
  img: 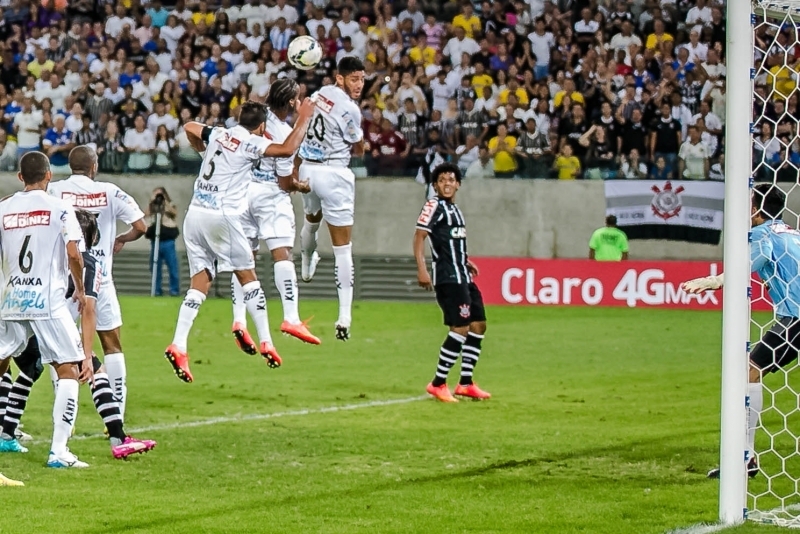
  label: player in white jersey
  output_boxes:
[232,79,321,354]
[0,151,93,468]
[47,146,147,422]
[297,57,366,341]
[165,99,315,383]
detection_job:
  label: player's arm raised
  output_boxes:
[184,121,210,152]
[264,98,316,158]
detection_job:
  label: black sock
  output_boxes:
[432,332,466,387]
[0,372,12,423]
[459,332,484,386]
[91,371,126,441]
[0,372,32,438]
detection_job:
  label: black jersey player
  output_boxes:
[413,163,490,402]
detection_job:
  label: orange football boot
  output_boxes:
[281,320,321,345]
[454,383,492,400]
[232,322,257,355]
[426,382,459,403]
[260,342,283,369]
[164,344,193,383]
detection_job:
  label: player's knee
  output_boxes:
[470,321,487,336]
[14,354,42,382]
[450,325,469,337]
[306,211,322,224]
[271,247,292,262]
[53,362,79,380]
[98,330,122,355]
[234,269,258,285]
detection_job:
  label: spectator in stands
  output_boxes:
[465,145,495,180]
[146,187,180,297]
[455,134,480,174]
[488,123,517,178]
[650,102,683,178]
[42,115,75,175]
[0,132,17,172]
[619,149,649,179]
[679,125,711,180]
[13,96,42,160]
[517,117,552,178]
[124,114,155,172]
[553,144,582,180]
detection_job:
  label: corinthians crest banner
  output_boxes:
[604,180,725,244]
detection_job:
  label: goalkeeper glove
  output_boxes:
[681,273,725,294]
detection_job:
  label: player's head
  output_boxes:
[431,163,462,202]
[266,78,299,115]
[69,145,98,179]
[606,215,617,227]
[18,151,51,189]
[238,101,268,134]
[336,57,365,100]
[75,209,99,248]
[752,183,786,224]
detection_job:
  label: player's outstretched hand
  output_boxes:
[467,260,480,277]
[297,98,316,122]
[79,355,94,387]
[418,270,433,291]
[682,274,724,294]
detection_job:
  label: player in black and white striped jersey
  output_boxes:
[413,163,491,403]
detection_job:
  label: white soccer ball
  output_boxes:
[288,36,323,71]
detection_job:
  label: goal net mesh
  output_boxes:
[749,1,800,527]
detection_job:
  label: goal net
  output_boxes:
[744,1,800,527]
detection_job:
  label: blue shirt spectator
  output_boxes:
[42,117,75,168]
[147,2,170,27]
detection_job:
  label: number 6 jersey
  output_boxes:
[0,190,83,320]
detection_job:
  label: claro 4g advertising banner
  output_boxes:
[469,258,772,311]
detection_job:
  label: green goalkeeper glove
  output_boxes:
[681,273,725,294]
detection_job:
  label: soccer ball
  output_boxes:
[288,36,323,71]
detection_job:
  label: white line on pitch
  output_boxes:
[664,523,737,534]
[32,395,430,445]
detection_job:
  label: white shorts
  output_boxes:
[184,208,255,277]
[0,308,84,365]
[300,163,356,227]
[96,282,123,332]
[240,183,296,251]
[0,320,28,360]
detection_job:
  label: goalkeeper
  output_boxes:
[683,183,800,479]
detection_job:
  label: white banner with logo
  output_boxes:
[604,180,725,230]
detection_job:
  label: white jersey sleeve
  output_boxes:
[109,185,145,225]
[298,85,363,166]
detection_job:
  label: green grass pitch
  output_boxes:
[0,297,789,533]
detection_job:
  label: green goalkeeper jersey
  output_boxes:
[589,227,629,261]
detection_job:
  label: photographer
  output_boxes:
[146,187,180,296]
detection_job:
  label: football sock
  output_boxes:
[51,378,79,456]
[90,363,126,442]
[274,260,300,324]
[747,382,764,460]
[242,281,272,344]
[301,221,320,257]
[432,332,466,387]
[231,274,247,325]
[459,332,484,386]
[103,353,126,421]
[172,289,206,351]
[0,371,34,440]
[49,365,58,394]
[333,244,354,326]
[0,372,11,419]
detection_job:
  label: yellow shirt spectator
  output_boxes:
[408,45,437,66]
[768,65,799,100]
[472,73,494,95]
[191,11,215,26]
[498,87,529,106]
[554,155,582,179]
[28,59,55,79]
[645,32,674,50]
[553,90,585,108]
[452,14,481,39]
[488,135,518,173]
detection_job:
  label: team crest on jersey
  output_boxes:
[3,210,51,229]
[651,181,684,220]
[459,304,470,318]
[216,133,241,152]
[62,192,108,208]
[417,199,437,226]
[315,95,334,114]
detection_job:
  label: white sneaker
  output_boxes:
[47,449,89,469]
[14,428,32,443]
[301,251,320,283]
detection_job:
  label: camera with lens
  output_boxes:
[151,193,166,214]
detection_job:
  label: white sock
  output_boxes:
[104,353,127,421]
[48,365,58,394]
[332,243,354,326]
[301,221,320,257]
[748,382,763,460]
[172,289,206,351]
[231,274,247,325]
[51,378,79,456]
[274,260,300,324]
[243,281,272,344]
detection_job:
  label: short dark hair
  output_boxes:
[19,151,50,185]
[431,162,462,184]
[266,78,299,113]
[69,145,97,175]
[753,183,786,220]
[238,101,267,131]
[75,209,99,247]
[337,56,364,77]
[606,215,617,226]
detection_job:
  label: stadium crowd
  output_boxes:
[0,0,741,180]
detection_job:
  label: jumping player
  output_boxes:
[0,210,156,459]
[165,99,316,382]
[297,56,365,341]
[232,79,320,354]
[413,163,491,402]
[47,146,147,422]
[0,151,91,468]
[683,184,799,478]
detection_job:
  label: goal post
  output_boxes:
[718,0,752,525]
